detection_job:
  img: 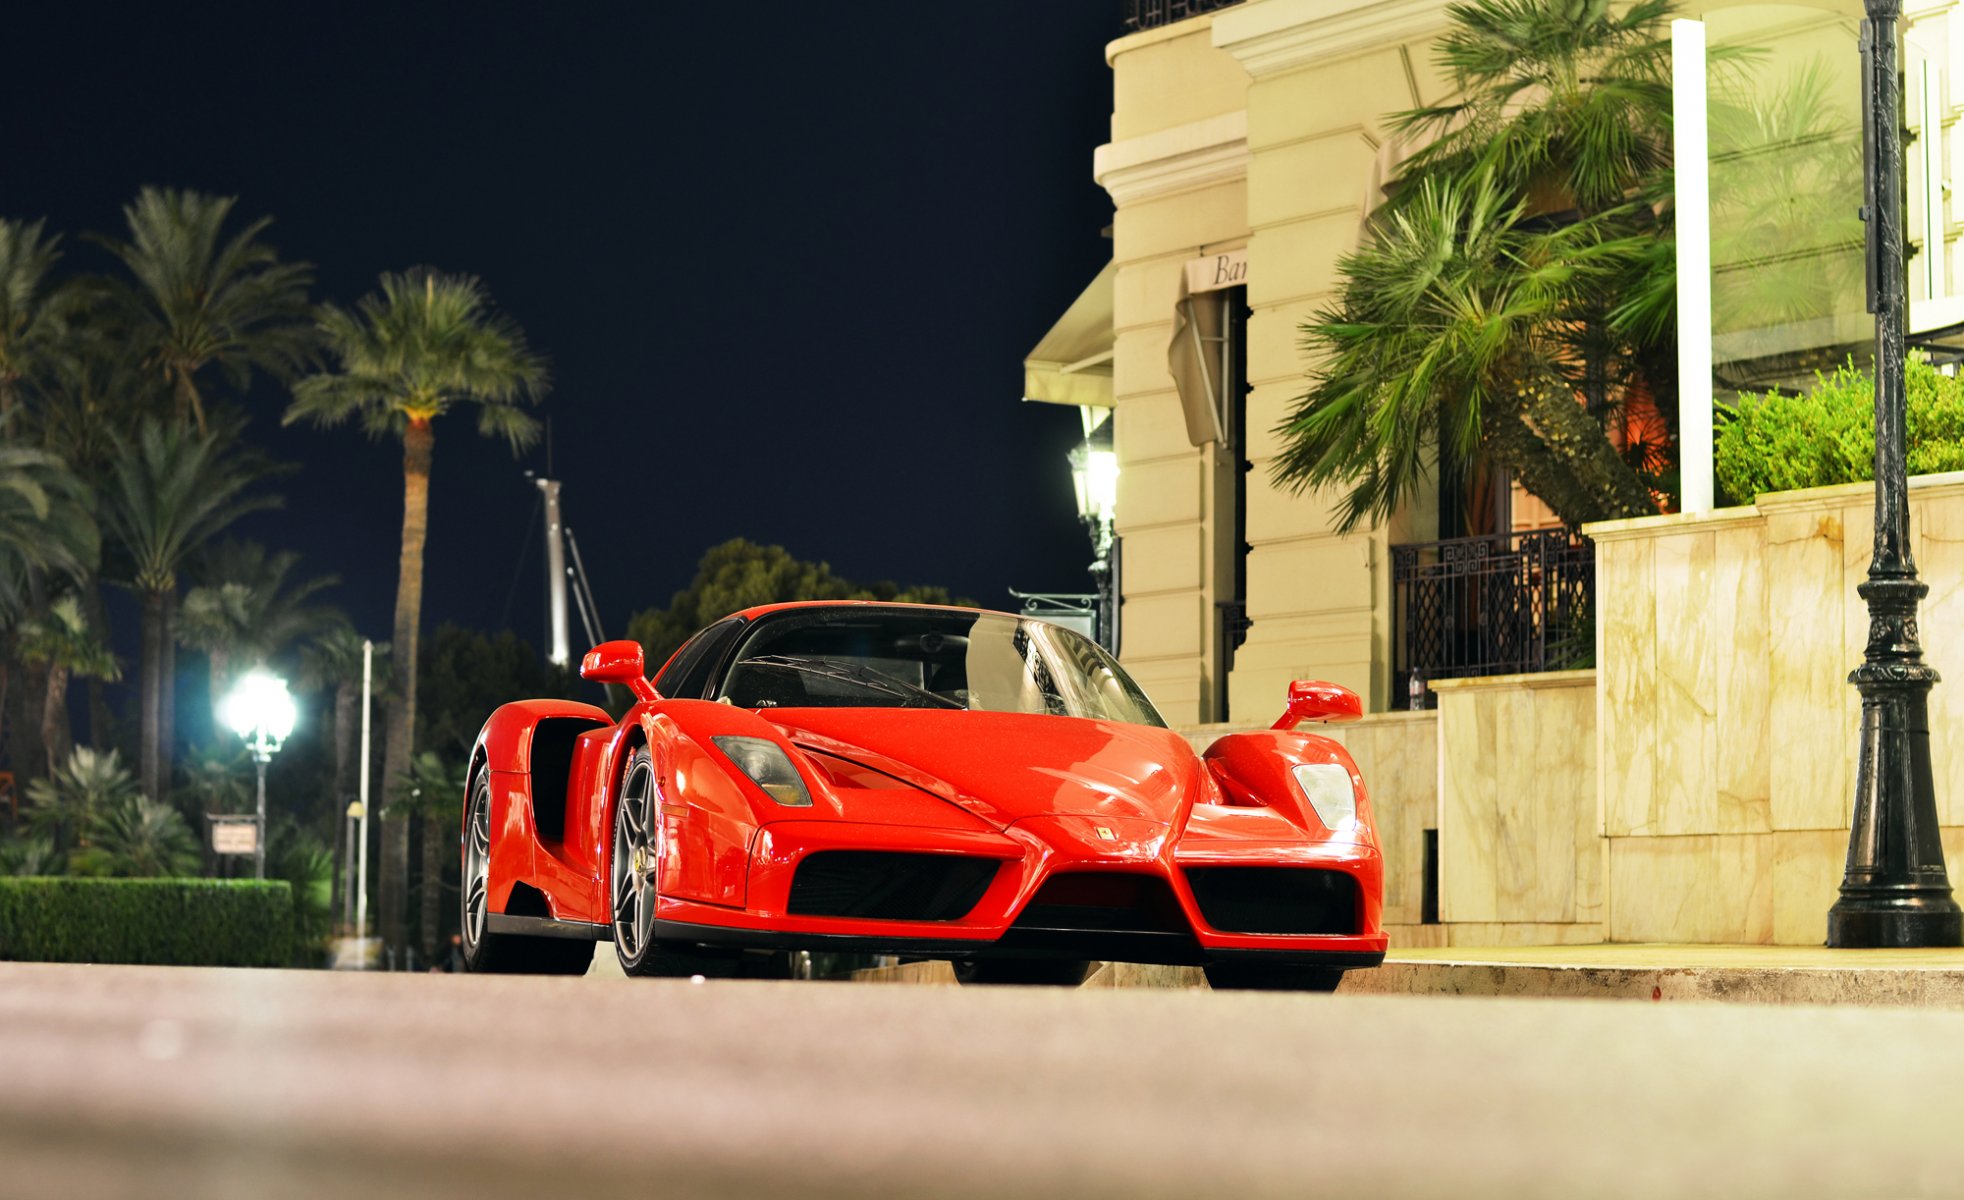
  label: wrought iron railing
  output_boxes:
[1122,0,1244,34]
[1390,528,1595,708]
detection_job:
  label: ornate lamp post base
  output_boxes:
[1828,580,1962,947]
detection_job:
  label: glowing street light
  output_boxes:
[220,669,297,882]
[1068,419,1120,652]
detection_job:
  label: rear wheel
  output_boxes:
[953,958,1091,987]
[460,773,592,975]
[1203,962,1344,992]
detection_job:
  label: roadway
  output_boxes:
[3,960,1962,1199]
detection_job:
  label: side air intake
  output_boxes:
[787,851,998,921]
[1184,867,1360,935]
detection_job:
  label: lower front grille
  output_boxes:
[787,851,997,921]
[1185,867,1360,935]
[1012,873,1188,934]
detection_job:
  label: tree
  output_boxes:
[179,539,340,697]
[285,268,548,956]
[15,594,118,773]
[1276,0,1678,530]
[0,218,75,419]
[1394,0,1674,218]
[98,419,280,801]
[21,745,138,856]
[96,188,316,434]
[0,422,99,782]
[298,627,388,824]
[389,747,471,962]
[625,538,967,671]
[70,792,201,878]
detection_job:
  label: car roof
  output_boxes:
[728,599,1002,621]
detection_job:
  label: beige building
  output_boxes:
[1029,0,1964,729]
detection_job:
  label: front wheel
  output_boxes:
[611,747,720,977]
[459,773,591,975]
[1203,962,1344,992]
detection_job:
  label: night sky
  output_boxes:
[5,3,1119,650]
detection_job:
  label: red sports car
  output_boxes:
[460,601,1386,989]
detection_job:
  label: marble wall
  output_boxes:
[1587,472,1964,943]
[1433,672,1602,932]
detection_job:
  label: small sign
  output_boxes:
[1185,247,1248,294]
[211,820,258,856]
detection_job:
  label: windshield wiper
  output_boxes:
[742,655,964,709]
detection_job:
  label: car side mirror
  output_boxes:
[1272,680,1362,730]
[580,640,658,702]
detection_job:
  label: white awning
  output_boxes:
[1023,261,1115,410]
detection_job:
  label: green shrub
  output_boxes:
[1716,357,1964,502]
[0,878,292,967]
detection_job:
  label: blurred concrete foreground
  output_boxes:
[6,961,1964,1200]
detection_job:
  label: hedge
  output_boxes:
[1715,356,1964,503]
[0,878,293,968]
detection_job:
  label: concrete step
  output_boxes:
[1347,944,1964,1008]
[856,945,1964,1007]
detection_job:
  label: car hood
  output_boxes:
[767,709,1204,831]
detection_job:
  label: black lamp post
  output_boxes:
[1826,0,1964,947]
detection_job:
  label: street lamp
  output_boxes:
[1827,1,1963,947]
[1069,421,1119,651]
[219,669,297,882]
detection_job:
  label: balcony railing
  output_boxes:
[1122,0,1244,34]
[1390,528,1595,709]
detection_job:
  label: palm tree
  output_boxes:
[298,627,388,827]
[285,268,547,955]
[180,539,340,698]
[0,218,75,419]
[1276,0,1677,527]
[70,792,200,878]
[0,423,99,779]
[390,749,468,961]
[1277,174,1660,529]
[15,594,118,773]
[97,187,316,434]
[22,745,138,855]
[1393,0,1674,216]
[98,418,280,800]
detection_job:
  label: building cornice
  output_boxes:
[1213,0,1450,77]
[1094,111,1250,207]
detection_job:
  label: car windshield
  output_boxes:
[715,608,1166,727]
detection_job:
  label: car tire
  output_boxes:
[459,772,592,976]
[611,746,722,978]
[1202,963,1345,992]
[952,957,1092,987]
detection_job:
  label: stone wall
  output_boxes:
[1588,472,1964,944]
[1431,671,1603,946]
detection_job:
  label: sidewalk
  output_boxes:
[1346,943,1964,1007]
[856,944,1964,1007]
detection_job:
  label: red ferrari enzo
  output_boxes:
[460,601,1386,989]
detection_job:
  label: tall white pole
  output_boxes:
[537,478,571,666]
[356,639,372,967]
[1673,19,1715,514]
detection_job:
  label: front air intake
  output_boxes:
[787,851,997,921]
[1184,867,1360,935]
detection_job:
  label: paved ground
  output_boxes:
[6,961,1964,1199]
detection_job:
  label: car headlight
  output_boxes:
[712,736,812,807]
[1292,763,1356,830]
